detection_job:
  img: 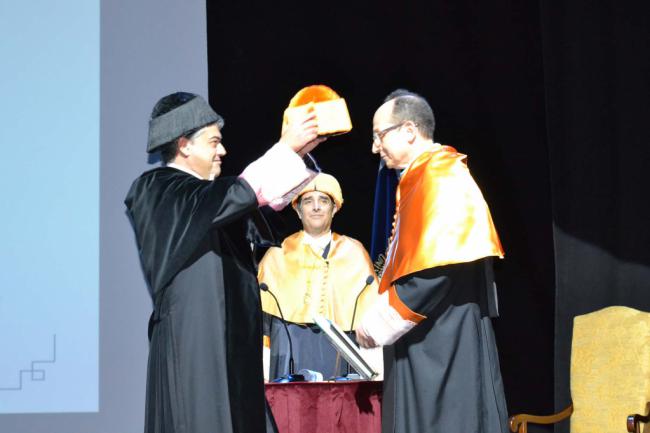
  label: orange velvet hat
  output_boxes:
[283,85,352,136]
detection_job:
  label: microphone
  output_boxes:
[260,283,304,382]
[350,275,375,332]
[344,275,375,378]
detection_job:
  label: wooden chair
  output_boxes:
[509,306,650,433]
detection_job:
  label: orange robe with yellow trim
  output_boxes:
[259,231,379,329]
[375,145,508,433]
[379,145,504,295]
[258,231,380,379]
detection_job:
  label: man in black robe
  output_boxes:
[125,92,324,433]
[356,90,508,433]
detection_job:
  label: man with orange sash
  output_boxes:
[259,173,381,380]
[356,90,508,433]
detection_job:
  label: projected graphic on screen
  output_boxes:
[0,0,99,414]
[0,336,57,391]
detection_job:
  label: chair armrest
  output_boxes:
[627,404,649,433]
[509,404,573,433]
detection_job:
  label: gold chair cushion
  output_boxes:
[571,306,650,433]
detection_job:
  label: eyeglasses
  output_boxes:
[372,122,405,143]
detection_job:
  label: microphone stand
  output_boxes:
[343,275,375,379]
[260,283,304,383]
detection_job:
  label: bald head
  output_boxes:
[382,89,435,140]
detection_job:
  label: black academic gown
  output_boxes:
[125,167,273,433]
[382,258,508,433]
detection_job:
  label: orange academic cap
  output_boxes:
[283,85,352,136]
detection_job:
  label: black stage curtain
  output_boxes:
[539,2,650,430]
[206,2,650,423]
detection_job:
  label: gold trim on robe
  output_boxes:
[259,231,379,330]
[379,145,504,294]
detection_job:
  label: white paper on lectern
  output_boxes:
[312,314,378,380]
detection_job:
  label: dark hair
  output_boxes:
[151,92,223,164]
[383,89,435,140]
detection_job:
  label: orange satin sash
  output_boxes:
[379,145,504,294]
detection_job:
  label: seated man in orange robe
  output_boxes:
[258,173,381,380]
